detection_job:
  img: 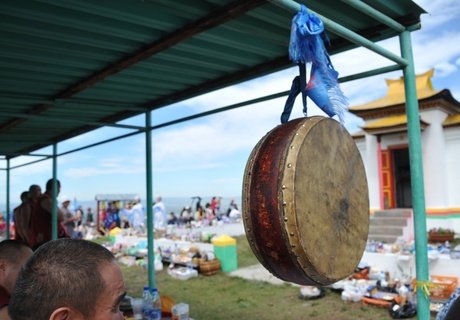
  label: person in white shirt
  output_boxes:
[153,196,166,229]
[131,196,145,231]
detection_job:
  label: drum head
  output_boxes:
[243,116,369,285]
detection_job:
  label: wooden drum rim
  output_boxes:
[243,116,369,286]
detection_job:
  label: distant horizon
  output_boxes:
[0,195,242,214]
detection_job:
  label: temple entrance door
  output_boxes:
[392,148,412,208]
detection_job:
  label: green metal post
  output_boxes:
[146,111,155,289]
[339,65,401,83]
[399,31,430,320]
[52,143,58,240]
[6,159,10,239]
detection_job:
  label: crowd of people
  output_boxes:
[5,188,243,241]
[100,195,242,232]
[12,179,69,250]
[166,196,241,227]
[99,196,164,233]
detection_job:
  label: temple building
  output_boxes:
[350,69,460,232]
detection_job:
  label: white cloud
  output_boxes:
[151,100,283,169]
[170,67,297,115]
[434,62,458,77]
[58,126,136,153]
[414,0,460,30]
[153,161,225,173]
[412,31,460,75]
[63,156,145,178]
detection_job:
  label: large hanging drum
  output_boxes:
[242,116,369,286]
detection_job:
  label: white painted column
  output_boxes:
[420,110,448,208]
[364,134,380,210]
[444,128,460,208]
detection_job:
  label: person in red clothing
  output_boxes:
[30,179,68,250]
[13,191,31,245]
[14,185,42,247]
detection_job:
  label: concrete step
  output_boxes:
[373,209,412,218]
[369,225,404,236]
[367,234,400,243]
[367,209,413,243]
[370,217,408,226]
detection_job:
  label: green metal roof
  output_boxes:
[0,0,424,158]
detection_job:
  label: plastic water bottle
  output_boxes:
[142,286,161,320]
[151,288,162,320]
[142,286,153,320]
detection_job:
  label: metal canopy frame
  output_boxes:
[1,0,430,318]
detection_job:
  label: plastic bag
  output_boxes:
[389,302,417,319]
[299,286,325,300]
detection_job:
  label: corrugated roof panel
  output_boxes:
[0,79,65,95]
[72,88,160,104]
[1,2,160,44]
[0,0,425,157]
[102,71,203,89]
[133,60,219,79]
[35,0,187,30]
[1,32,126,63]
[1,16,140,53]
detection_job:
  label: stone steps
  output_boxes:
[373,209,412,218]
[367,234,402,243]
[370,217,408,226]
[367,209,413,243]
[369,225,404,236]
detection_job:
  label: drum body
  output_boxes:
[242,116,369,285]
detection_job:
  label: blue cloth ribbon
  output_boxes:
[281,5,348,124]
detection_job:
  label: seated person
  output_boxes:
[0,240,33,320]
[179,207,193,225]
[167,212,178,225]
[437,287,460,320]
[9,239,126,320]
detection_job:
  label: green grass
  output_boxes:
[235,235,259,268]
[122,266,395,320]
[119,235,402,320]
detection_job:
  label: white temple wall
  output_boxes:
[420,109,448,208]
[353,111,460,233]
[444,127,460,208]
[380,132,408,149]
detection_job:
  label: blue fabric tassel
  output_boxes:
[307,63,347,124]
[283,5,348,124]
[289,5,325,66]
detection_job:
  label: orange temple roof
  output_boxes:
[349,69,440,111]
[443,114,460,127]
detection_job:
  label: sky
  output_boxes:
[1,0,460,207]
